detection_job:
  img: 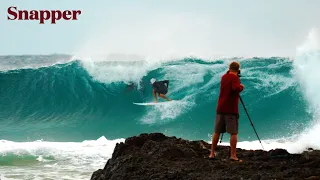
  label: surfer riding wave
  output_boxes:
[150,78,172,103]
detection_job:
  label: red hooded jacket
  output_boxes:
[216,71,244,114]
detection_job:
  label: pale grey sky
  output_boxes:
[1,0,320,57]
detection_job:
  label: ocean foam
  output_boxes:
[0,136,125,180]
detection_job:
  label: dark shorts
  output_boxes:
[156,88,168,95]
[214,113,239,134]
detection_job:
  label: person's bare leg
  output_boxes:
[209,132,220,158]
[230,133,242,161]
[159,94,171,101]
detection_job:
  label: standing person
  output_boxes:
[209,62,244,162]
[150,78,172,103]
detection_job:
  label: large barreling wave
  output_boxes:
[0,53,310,144]
[2,28,320,179]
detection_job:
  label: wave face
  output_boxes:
[0,55,311,143]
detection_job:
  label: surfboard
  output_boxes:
[133,100,176,106]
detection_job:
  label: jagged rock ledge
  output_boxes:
[91,133,320,180]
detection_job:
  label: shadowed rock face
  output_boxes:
[91,133,320,180]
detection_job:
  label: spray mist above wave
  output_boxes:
[76,8,286,62]
[296,28,320,55]
[289,28,320,151]
[75,13,219,60]
[77,54,161,85]
[294,28,320,115]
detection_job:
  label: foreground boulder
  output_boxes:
[91,133,320,180]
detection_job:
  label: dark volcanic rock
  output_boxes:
[91,133,320,180]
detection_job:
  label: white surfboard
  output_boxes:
[133,100,176,106]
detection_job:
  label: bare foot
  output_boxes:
[230,158,243,162]
[209,152,215,158]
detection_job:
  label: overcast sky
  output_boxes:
[1,0,320,57]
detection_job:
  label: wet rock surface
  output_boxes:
[91,133,320,180]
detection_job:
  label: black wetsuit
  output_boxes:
[152,80,169,94]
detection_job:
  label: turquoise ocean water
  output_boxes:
[0,50,320,179]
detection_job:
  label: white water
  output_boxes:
[219,119,320,154]
[0,136,125,180]
[289,27,320,152]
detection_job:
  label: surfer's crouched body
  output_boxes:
[150,78,172,103]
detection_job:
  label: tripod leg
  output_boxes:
[219,133,224,145]
[240,96,264,150]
